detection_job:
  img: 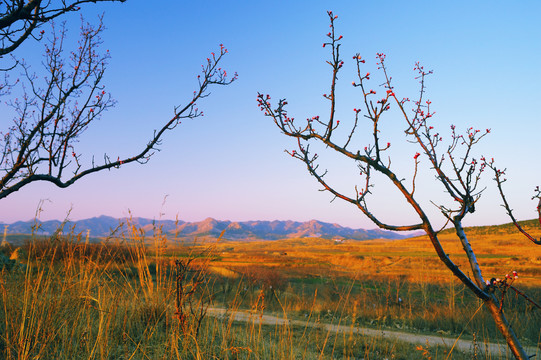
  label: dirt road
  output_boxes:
[207,308,539,358]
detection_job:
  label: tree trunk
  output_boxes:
[484,296,530,360]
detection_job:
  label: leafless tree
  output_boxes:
[0,12,236,200]
[258,11,539,360]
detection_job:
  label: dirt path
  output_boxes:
[207,308,539,358]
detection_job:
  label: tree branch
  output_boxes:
[0,0,126,56]
[0,19,236,199]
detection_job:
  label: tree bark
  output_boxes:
[484,296,530,360]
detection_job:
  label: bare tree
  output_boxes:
[0,15,236,200]
[258,11,539,360]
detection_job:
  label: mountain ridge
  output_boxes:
[1,216,411,241]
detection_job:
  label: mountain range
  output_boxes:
[1,216,411,241]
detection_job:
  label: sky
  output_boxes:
[1,1,540,230]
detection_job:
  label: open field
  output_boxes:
[200,219,541,287]
[0,220,540,359]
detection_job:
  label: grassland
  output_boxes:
[0,220,540,359]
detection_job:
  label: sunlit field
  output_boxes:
[0,219,539,359]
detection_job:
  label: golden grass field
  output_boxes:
[187,219,541,287]
[0,219,539,359]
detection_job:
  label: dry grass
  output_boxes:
[206,221,541,286]
[0,219,539,359]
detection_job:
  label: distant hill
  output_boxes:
[1,216,409,241]
[437,219,540,236]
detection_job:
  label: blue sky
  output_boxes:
[1,1,540,230]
